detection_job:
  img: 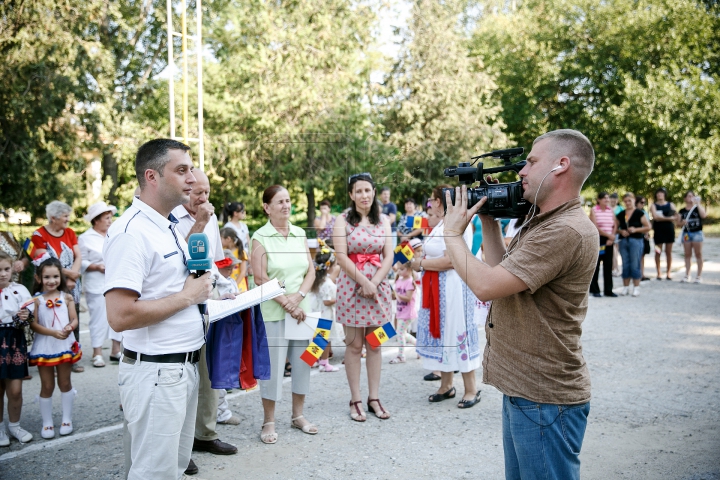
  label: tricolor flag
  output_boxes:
[22,238,34,257]
[598,245,606,256]
[393,243,414,264]
[300,335,329,366]
[365,323,397,349]
[314,318,333,341]
[405,215,429,229]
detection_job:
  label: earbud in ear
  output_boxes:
[550,165,562,172]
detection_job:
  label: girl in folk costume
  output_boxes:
[0,251,34,445]
[28,255,82,439]
[220,228,249,292]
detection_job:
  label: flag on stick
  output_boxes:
[405,216,429,229]
[393,243,414,264]
[365,323,397,349]
[314,318,333,341]
[300,335,329,366]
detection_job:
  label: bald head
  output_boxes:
[184,170,210,213]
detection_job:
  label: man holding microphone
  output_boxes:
[104,139,213,479]
[443,129,597,480]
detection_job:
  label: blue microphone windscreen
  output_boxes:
[188,233,210,260]
[187,258,213,271]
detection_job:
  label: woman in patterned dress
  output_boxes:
[412,185,482,408]
[333,173,394,421]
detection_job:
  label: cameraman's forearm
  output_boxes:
[480,219,505,266]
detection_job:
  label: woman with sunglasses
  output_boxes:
[333,173,394,422]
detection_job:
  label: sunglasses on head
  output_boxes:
[348,172,372,183]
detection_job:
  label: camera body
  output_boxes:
[443,147,531,219]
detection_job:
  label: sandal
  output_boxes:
[680,276,691,283]
[109,354,121,363]
[694,276,702,284]
[367,398,390,420]
[260,422,277,444]
[349,400,366,422]
[428,386,456,402]
[92,355,106,368]
[290,415,318,435]
[389,356,406,364]
[283,361,292,377]
[423,372,441,381]
[72,364,84,373]
[457,390,482,409]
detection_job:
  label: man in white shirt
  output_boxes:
[104,139,213,480]
[170,170,238,473]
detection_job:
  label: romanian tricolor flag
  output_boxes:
[405,216,429,230]
[22,238,34,258]
[393,243,414,264]
[365,323,397,349]
[300,335,329,366]
[314,318,333,341]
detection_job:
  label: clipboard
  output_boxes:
[284,312,322,340]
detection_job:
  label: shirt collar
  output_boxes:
[132,197,177,230]
[262,221,299,237]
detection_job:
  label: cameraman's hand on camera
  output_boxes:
[444,185,487,235]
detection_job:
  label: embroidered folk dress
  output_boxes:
[28,294,82,367]
[416,221,481,373]
[335,214,392,327]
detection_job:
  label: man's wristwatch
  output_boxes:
[418,258,424,273]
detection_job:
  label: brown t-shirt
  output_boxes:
[483,198,596,405]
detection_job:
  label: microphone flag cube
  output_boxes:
[393,242,414,264]
[405,216,428,229]
[314,318,333,340]
[187,233,212,271]
[365,322,397,349]
[300,335,329,366]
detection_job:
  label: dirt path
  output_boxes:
[2,240,719,479]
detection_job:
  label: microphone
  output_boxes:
[187,233,213,315]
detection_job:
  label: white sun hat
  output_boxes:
[84,201,118,223]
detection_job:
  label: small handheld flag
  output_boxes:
[393,243,414,265]
[365,323,397,349]
[22,238,34,258]
[405,216,428,230]
[300,335,329,366]
[314,318,333,341]
[598,245,606,256]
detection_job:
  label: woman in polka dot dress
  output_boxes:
[333,173,394,422]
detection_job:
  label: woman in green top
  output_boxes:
[251,185,316,444]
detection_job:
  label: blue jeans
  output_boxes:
[502,395,590,480]
[618,237,643,280]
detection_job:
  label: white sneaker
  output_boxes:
[0,427,9,447]
[8,424,33,443]
[694,276,702,284]
[620,287,630,296]
[632,286,640,297]
[680,276,690,283]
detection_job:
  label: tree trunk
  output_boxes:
[306,186,316,233]
[102,149,119,203]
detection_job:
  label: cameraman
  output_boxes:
[443,130,597,480]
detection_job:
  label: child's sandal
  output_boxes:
[389,356,405,364]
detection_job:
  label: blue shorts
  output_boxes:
[682,230,704,243]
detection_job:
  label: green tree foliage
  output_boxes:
[203,0,380,226]
[378,0,507,201]
[472,0,720,200]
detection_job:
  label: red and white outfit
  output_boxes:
[28,293,82,367]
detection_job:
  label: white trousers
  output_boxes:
[86,293,122,348]
[259,320,311,402]
[119,357,199,480]
[216,388,232,423]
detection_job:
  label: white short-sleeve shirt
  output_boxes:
[78,228,106,295]
[1,282,32,324]
[103,197,204,355]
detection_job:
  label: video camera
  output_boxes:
[442,147,531,219]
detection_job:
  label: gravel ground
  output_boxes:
[1,239,719,480]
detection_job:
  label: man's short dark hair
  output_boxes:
[136,139,191,189]
[380,187,391,194]
[405,197,416,205]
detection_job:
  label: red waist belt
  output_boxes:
[348,253,381,272]
[422,270,441,338]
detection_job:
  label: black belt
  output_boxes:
[122,348,201,364]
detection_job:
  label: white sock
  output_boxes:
[39,396,53,428]
[61,389,76,425]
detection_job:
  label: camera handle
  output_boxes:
[477,160,527,185]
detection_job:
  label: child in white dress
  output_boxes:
[307,241,341,372]
[28,256,81,439]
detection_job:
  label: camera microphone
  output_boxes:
[187,232,212,315]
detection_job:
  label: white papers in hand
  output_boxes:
[206,279,285,322]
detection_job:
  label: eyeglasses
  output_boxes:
[348,172,372,183]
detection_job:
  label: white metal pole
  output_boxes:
[167,0,176,138]
[196,0,205,170]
